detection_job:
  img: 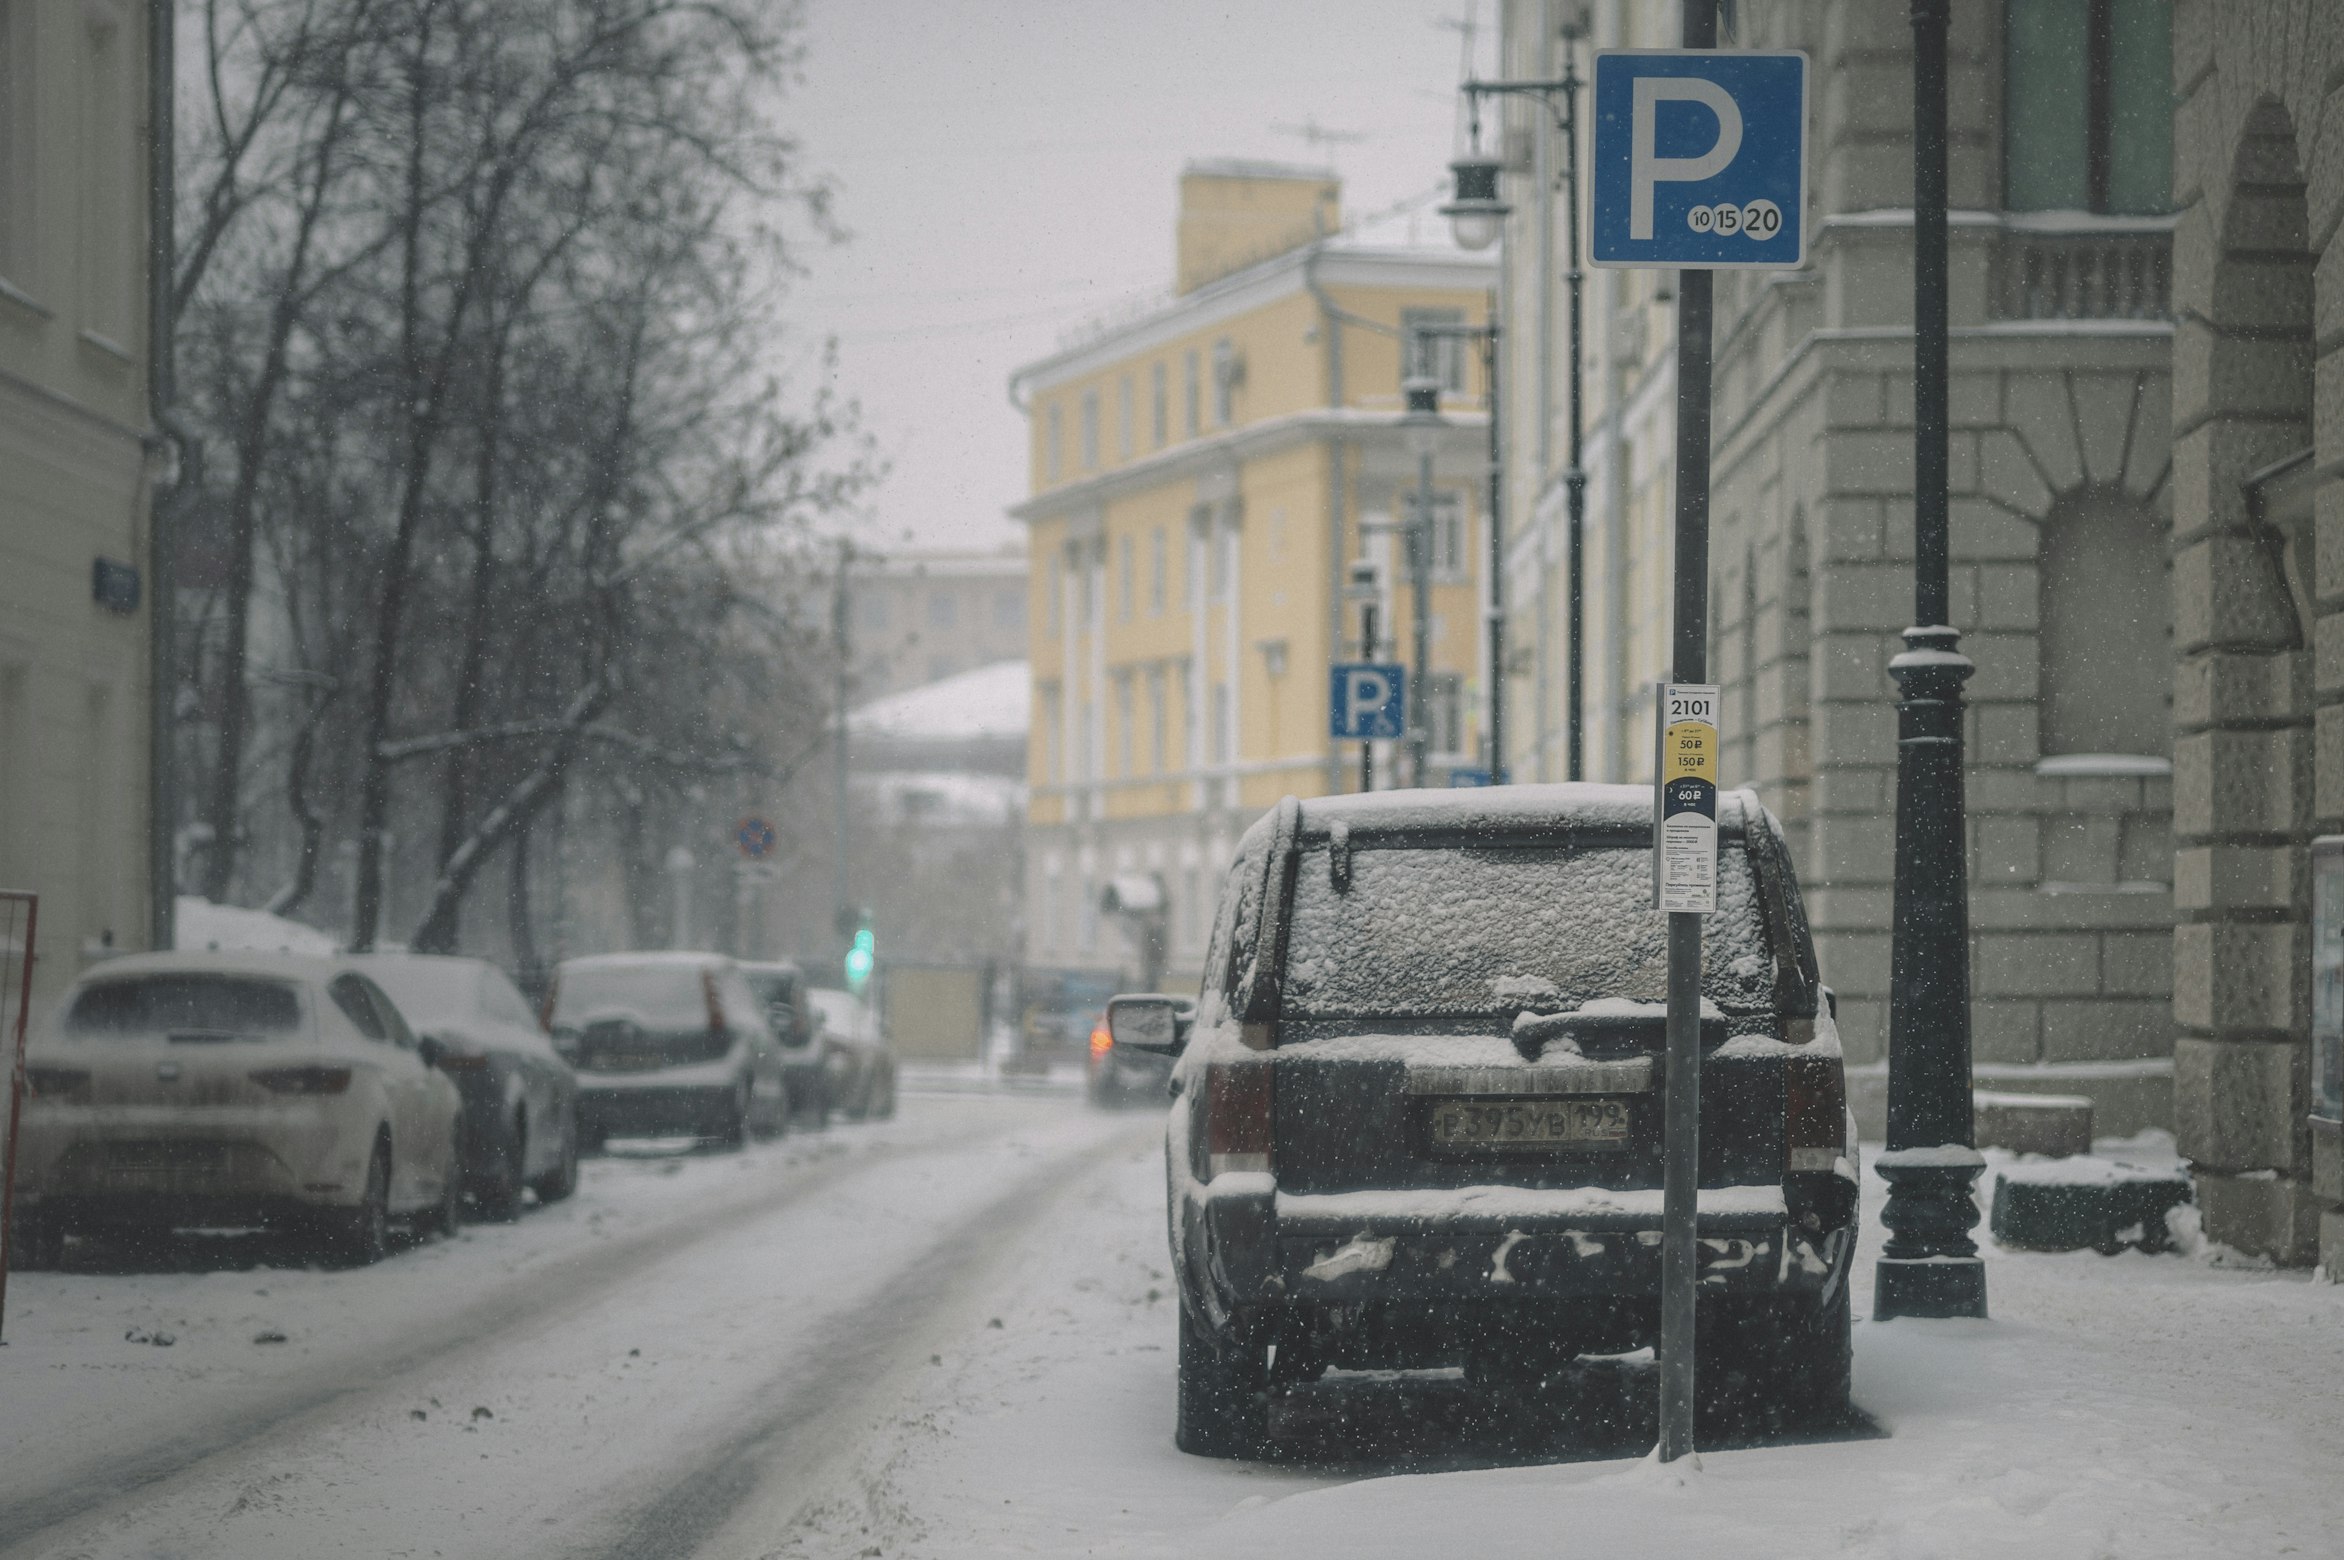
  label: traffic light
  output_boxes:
[844,924,875,991]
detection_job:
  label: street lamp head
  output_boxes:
[1399,374,1445,459]
[1440,149,1509,252]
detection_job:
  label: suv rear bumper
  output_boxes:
[1192,1178,1853,1313]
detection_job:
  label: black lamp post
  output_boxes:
[1399,375,1444,787]
[1874,0,1988,1322]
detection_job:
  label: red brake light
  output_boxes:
[1204,1059,1273,1177]
[1785,1052,1846,1174]
[703,970,728,1035]
[251,1066,354,1096]
[1089,1023,1112,1058]
[538,974,558,1033]
[26,1065,91,1098]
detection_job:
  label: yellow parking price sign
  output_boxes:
[1653,682,1720,914]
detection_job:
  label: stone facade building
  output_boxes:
[2164,0,2343,1270]
[0,0,162,999]
[1492,1,2178,1137]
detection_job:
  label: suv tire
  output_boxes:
[1175,1303,1269,1459]
[1698,1285,1852,1427]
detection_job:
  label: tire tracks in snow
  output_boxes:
[572,1119,1157,1560]
[0,1107,1049,1556]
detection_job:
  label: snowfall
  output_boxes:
[2,1088,2339,1559]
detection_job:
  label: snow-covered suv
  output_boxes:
[1108,784,1859,1457]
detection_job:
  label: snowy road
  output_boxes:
[6,1093,2343,1559]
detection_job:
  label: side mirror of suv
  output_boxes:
[1106,994,1192,1056]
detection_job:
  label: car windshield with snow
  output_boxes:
[1109,783,1858,1457]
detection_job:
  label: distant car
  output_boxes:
[354,954,579,1219]
[806,986,897,1120]
[548,953,788,1150]
[740,961,830,1124]
[1087,1006,1174,1107]
[1113,785,1857,1458]
[12,952,464,1267]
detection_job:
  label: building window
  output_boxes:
[1080,390,1100,471]
[1041,687,1062,781]
[1114,673,1135,776]
[1210,682,1230,764]
[926,653,958,682]
[1046,404,1063,483]
[860,595,889,631]
[1117,375,1135,460]
[1402,308,1467,392]
[1178,661,1194,768]
[994,589,1024,630]
[1426,493,1467,579]
[1183,350,1201,437]
[1148,527,1167,614]
[1046,552,1062,637]
[927,592,956,629]
[1147,666,1167,773]
[77,4,131,341]
[2040,489,2171,754]
[0,1,36,287]
[1210,339,1236,426]
[1151,361,1169,447]
[1427,673,1465,757]
[2004,0,2172,215]
[1118,535,1135,621]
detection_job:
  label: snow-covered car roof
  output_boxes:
[1262,782,1761,844]
[66,950,356,985]
[558,951,733,972]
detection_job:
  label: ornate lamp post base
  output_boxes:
[1874,1147,1988,1320]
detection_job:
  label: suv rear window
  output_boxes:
[66,975,303,1038]
[1279,841,1775,1021]
[553,965,709,1028]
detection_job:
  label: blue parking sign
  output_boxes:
[1589,50,1807,270]
[1330,663,1406,741]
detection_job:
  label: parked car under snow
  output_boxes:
[548,953,789,1150]
[1108,784,1858,1458]
[12,953,465,1267]
[804,986,897,1121]
[354,954,579,1219]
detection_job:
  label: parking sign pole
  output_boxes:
[1653,0,1717,1472]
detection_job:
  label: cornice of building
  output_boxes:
[1010,239,1494,399]
[1010,405,1491,524]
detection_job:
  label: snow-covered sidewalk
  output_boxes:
[782,1130,2344,1560]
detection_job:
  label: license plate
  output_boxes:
[1427,1097,1633,1152]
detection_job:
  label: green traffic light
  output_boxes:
[845,926,875,985]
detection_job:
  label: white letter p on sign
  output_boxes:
[1629,76,1743,241]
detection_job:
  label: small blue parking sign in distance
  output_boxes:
[1329,663,1406,742]
[1589,49,1808,270]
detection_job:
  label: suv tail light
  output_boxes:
[251,1066,354,1096]
[702,970,728,1036]
[1204,1060,1273,1177]
[26,1065,91,1098]
[1784,1052,1846,1174]
[1089,1022,1112,1059]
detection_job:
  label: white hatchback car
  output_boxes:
[13,952,464,1266]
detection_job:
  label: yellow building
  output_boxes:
[0,0,162,996]
[1010,161,1495,985]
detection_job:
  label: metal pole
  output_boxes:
[1562,39,1588,784]
[1657,0,1716,1471]
[146,0,179,955]
[1410,449,1434,787]
[1360,599,1379,792]
[1484,317,1506,782]
[832,544,852,937]
[1876,0,1988,1322]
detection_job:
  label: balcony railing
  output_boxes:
[1992,219,2173,322]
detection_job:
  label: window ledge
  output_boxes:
[2038,880,2171,897]
[0,274,52,321]
[77,329,134,365]
[2035,754,2171,778]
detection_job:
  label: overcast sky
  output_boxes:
[783,0,1495,556]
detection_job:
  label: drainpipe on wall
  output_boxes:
[1306,247,1347,796]
[146,0,182,954]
